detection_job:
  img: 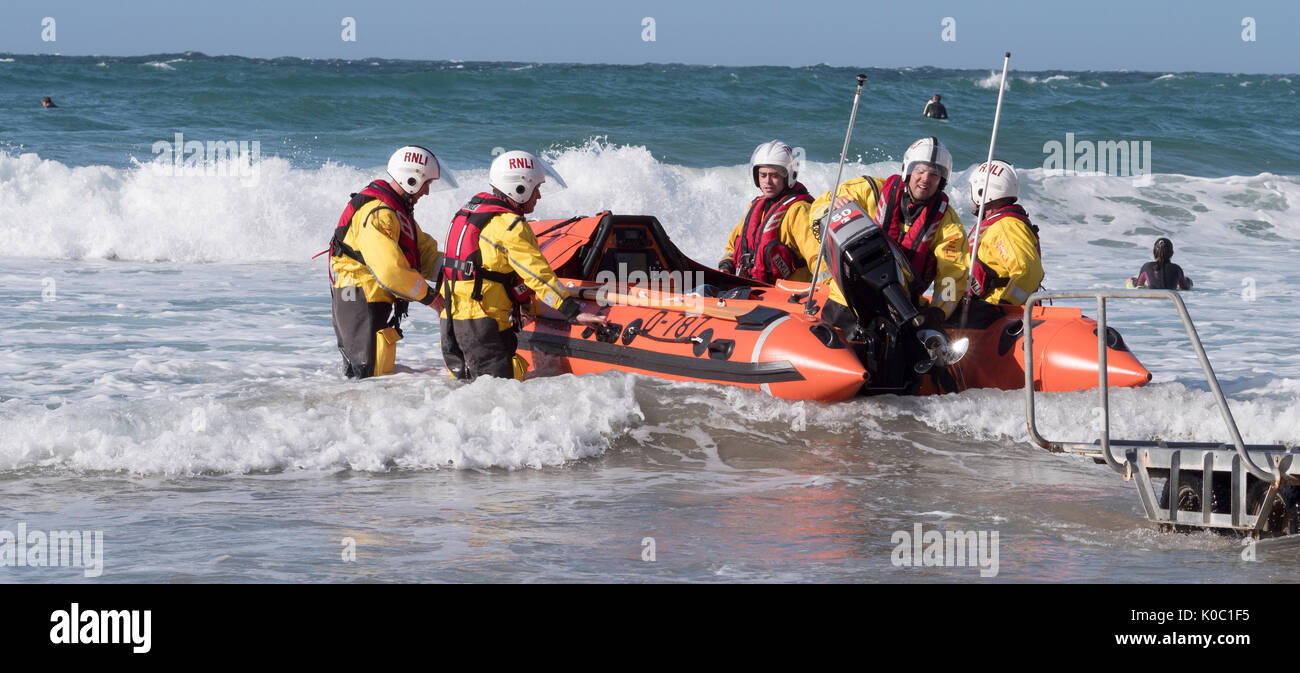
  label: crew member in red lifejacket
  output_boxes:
[809,136,969,325]
[966,160,1043,307]
[807,137,969,393]
[719,140,819,283]
[439,150,606,382]
[329,145,456,378]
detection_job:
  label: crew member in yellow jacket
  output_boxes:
[965,160,1043,306]
[810,137,968,327]
[719,140,820,283]
[329,145,456,378]
[439,150,606,381]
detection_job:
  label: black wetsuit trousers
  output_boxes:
[440,316,517,381]
[331,285,393,379]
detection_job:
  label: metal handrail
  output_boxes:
[1022,289,1277,483]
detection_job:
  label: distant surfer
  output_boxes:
[718,140,819,283]
[1127,237,1192,290]
[42,96,57,108]
[328,146,455,379]
[922,94,946,120]
[439,150,605,382]
[965,160,1043,307]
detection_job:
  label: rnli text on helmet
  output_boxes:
[508,157,534,170]
[404,151,428,166]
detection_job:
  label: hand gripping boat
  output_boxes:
[515,212,1150,402]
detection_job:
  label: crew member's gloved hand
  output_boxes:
[558,296,607,326]
[969,264,987,299]
[418,286,445,312]
[574,312,607,326]
[919,306,947,330]
[718,259,735,275]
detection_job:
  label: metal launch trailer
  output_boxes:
[1023,289,1300,536]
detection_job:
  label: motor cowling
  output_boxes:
[824,202,921,331]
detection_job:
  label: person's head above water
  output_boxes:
[41,96,56,108]
[1154,237,1174,264]
[932,94,941,102]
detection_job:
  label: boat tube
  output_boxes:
[516,212,1150,402]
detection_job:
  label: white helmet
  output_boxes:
[968,160,1019,205]
[901,137,953,182]
[750,140,799,188]
[489,150,567,204]
[387,145,457,195]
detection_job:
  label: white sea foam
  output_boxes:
[0,371,641,474]
[2,143,1296,269]
[885,382,1300,446]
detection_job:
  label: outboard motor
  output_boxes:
[824,201,922,333]
[821,202,968,390]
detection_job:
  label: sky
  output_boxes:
[2,0,1298,73]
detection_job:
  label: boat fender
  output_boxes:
[581,321,623,344]
[706,339,736,360]
[691,329,715,356]
[621,319,643,345]
[809,323,847,349]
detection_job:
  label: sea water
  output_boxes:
[2,55,1299,582]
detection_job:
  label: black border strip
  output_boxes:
[519,331,805,384]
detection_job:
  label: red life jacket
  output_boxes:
[330,180,421,271]
[441,192,532,304]
[875,174,951,291]
[968,204,1041,297]
[970,204,1040,255]
[732,182,813,283]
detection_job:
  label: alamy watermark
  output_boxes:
[592,264,708,313]
[151,132,261,185]
[891,523,999,577]
[0,522,104,578]
[50,603,151,654]
[1043,133,1151,178]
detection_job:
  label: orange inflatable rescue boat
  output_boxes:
[515,211,1150,402]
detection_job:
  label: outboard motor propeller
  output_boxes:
[913,329,969,373]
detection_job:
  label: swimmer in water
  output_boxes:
[1127,237,1192,290]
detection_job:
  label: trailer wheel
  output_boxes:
[1157,473,1230,533]
[1246,483,1300,537]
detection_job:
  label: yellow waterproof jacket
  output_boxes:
[440,210,573,331]
[722,198,820,282]
[330,199,442,304]
[810,176,968,318]
[971,207,1043,306]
